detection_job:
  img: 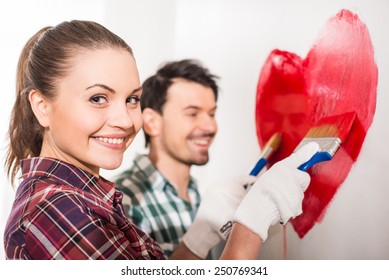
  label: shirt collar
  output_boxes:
[133,154,197,192]
[20,157,116,204]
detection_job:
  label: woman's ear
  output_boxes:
[29,90,50,127]
[142,108,162,138]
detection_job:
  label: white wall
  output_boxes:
[1,0,388,260]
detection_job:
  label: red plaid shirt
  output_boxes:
[4,157,166,260]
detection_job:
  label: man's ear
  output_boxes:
[29,90,50,127]
[142,108,162,137]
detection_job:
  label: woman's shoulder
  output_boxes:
[19,175,82,197]
[13,176,89,218]
[5,176,88,238]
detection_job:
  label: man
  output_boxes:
[114,59,219,256]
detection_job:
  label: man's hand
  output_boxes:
[233,142,319,241]
[182,175,257,259]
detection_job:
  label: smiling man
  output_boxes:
[114,59,219,256]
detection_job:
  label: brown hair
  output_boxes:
[5,20,134,185]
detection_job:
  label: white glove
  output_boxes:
[233,142,319,242]
[182,176,257,259]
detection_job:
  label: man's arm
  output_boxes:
[170,223,262,260]
[220,223,262,259]
[169,242,201,260]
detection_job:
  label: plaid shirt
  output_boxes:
[114,154,201,257]
[4,157,166,260]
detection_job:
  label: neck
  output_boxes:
[40,134,100,177]
[148,148,191,202]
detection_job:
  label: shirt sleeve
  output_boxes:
[117,180,153,237]
[130,205,152,236]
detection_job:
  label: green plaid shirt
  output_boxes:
[114,154,201,257]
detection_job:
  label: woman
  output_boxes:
[4,20,318,259]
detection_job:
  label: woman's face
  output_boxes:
[40,48,142,176]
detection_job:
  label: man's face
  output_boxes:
[157,79,217,166]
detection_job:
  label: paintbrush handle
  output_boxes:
[298,151,332,171]
[249,158,267,176]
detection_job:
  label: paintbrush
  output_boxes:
[249,132,282,176]
[295,112,356,171]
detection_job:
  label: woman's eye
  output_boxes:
[127,96,140,105]
[90,95,107,104]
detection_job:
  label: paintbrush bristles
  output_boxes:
[305,125,339,138]
[261,132,282,160]
[263,132,282,151]
[306,112,356,141]
[295,112,356,156]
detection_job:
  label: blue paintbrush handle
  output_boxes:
[298,151,332,171]
[249,158,268,176]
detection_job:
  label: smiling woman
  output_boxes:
[3,20,164,260]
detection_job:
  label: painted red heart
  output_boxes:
[255,9,377,238]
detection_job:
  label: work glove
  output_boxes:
[182,175,257,259]
[233,142,319,242]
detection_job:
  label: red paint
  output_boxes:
[256,50,312,165]
[256,10,377,237]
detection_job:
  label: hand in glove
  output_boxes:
[182,176,257,259]
[233,142,319,242]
